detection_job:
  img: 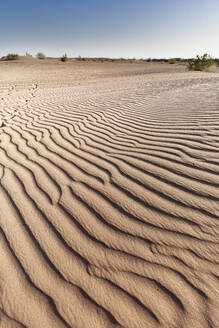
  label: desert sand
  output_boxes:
[0,58,219,328]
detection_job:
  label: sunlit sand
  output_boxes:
[0,57,219,328]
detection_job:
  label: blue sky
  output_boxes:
[1,0,219,58]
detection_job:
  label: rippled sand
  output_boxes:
[0,58,219,328]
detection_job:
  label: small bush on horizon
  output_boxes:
[128,58,136,63]
[25,52,32,57]
[36,52,46,60]
[151,58,168,63]
[61,53,68,62]
[6,53,19,60]
[215,59,219,67]
[188,53,214,71]
[75,56,139,63]
[168,58,177,64]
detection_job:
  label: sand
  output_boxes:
[0,58,219,328]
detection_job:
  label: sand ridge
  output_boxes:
[0,60,219,327]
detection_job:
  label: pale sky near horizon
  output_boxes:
[1,0,219,58]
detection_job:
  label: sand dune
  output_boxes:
[0,60,219,328]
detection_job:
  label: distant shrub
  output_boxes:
[188,53,214,71]
[6,53,19,60]
[76,56,127,62]
[73,56,182,63]
[168,58,177,64]
[36,52,46,60]
[98,57,105,62]
[25,52,32,57]
[76,56,86,61]
[215,59,219,67]
[151,58,168,63]
[127,58,136,63]
[61,53,68,62]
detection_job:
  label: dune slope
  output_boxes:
[0,62,219,328]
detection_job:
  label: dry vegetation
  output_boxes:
[1,52,218,71]
[188,53,215,71]
[5,53,19,60]
[36,52,46,59]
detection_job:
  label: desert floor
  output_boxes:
[0,58,219,328]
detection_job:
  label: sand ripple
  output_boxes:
[0,69,219,328]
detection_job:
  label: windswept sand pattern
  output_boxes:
[0,63,219,328]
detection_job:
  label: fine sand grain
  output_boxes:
[0,58,219,328]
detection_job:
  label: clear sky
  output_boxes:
[1,0,219,58]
